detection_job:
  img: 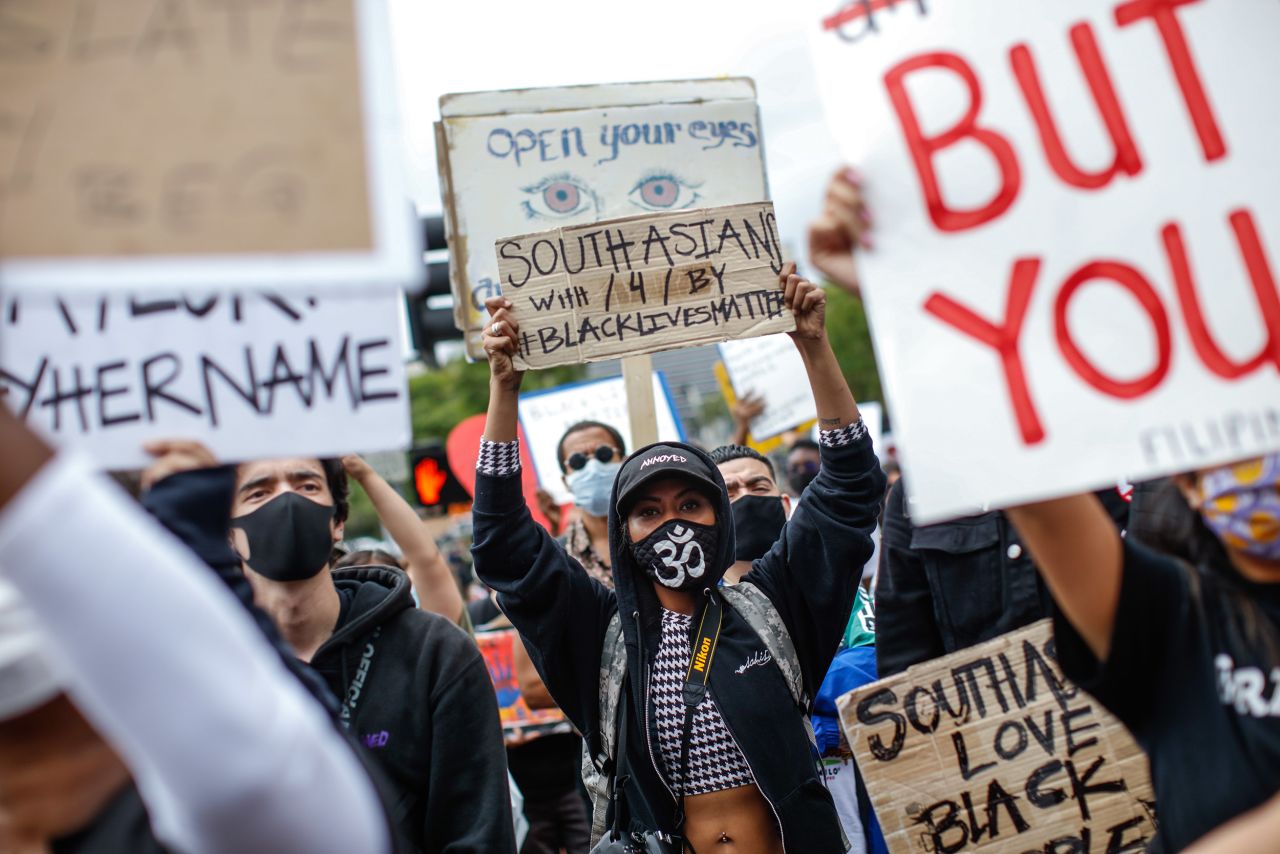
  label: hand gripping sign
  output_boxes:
[810,0,1280,522]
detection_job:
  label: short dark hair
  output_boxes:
[334,548,403,571]
[320,459,350,523]
[788,438,820,456]
[556,421,626,473]
[708,445,775,479]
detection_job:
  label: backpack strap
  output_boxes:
[720,583,822,760]
[584,610,625,847]
[719,583,808,710]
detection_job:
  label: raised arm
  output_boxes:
[342,455,465,623]
[469,297,616,731]
[729,393,765,447]
[782,263,861,431]
[1005,495,1124,660]
[744,267,885,694]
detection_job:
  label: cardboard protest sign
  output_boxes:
[839,620,1155,854]
[495,201,793,369]
[719,333,817,441]
[0,0,419,293]
[476,629,573,746]
[520,373,685,506]
[0,291,410,469]
[809,1,1280,522]
[436,79,771,356]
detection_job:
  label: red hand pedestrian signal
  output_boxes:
[414,457,448,506]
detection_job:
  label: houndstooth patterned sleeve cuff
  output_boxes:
[477,437,522,477]
[819,419,867,448]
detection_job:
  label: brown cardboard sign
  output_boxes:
[0,0,371,260]
[838,620,1157,854]
[493,201,793,369]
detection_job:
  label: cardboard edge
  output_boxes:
[439,77,758,118]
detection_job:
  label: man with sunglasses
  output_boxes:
[558,421,627,589]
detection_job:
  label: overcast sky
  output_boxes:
[385,1,846,259]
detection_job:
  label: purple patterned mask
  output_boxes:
[1198,453,1280,560]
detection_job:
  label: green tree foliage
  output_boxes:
[409,357,586,445]
[822,285,883,406]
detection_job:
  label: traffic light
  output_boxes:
[407,215,464,362]
[409,446,471,515]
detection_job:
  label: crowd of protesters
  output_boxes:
[0,162,1277,854]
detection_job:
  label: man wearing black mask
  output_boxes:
[155,452,515,853]
[784,439,822,498]
[708,445,791,585]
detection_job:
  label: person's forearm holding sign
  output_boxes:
[1006,460,1280,851]
[342,454,466,623]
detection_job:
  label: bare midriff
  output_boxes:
[682,784,784,854]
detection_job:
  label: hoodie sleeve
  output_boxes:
[470,441,617,734]
[743,422,886,700]
[423,636,517,853]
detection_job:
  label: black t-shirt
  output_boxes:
[1054,538,1280,850]
[507,731,582,799]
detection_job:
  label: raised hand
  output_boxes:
[141,439,218,491]
[482,296,523,392]
[807,166,872,297]
[781,262,828,342]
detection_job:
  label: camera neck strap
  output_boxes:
[675,593,724,829]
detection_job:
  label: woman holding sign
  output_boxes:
[471,263,885,853]
[1008,462,1280,851]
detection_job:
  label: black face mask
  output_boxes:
[631,518,720,591]
[230,491,336,582]
[788,463,819,496]
[731,494,787,562]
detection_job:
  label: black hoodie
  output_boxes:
[472,431,885,850]
[311,565,516,854]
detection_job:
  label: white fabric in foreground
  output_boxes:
[0,454,388,854]
[0,576,61,720]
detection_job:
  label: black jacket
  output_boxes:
[876,479,1130,677]
[312,566,516,854]
[472,435,885,851]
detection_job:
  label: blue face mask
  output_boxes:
[566,459,622,517]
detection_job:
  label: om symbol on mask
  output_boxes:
[652,525,706,588]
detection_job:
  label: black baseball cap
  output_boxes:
[614,444,723,516]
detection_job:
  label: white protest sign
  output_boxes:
[520,373,685,506]
[809,1,1280,522]
[0,291,410,469]
[719,333,817,441]
[437,79,770,357]
[0,0,419,294]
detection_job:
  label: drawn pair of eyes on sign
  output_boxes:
[520,171,703,221]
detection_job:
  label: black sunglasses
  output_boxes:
[565,446,620,471]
